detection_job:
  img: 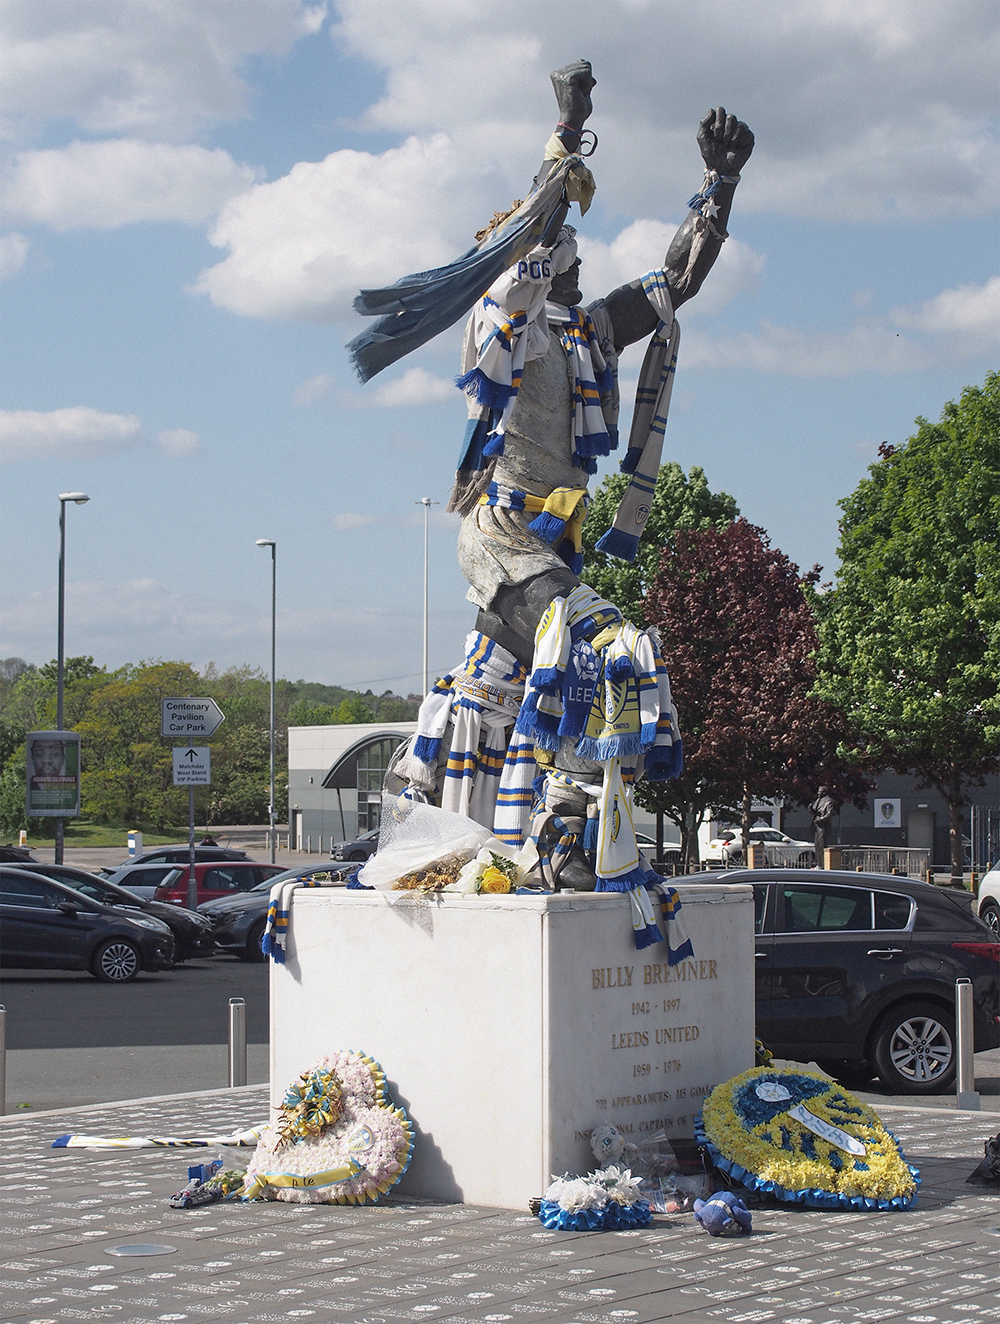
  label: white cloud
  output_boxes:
[681,276,1000,376]
[157,429,201,456]
[295,373,333,405]
[1,0,328,142]
[682,322,928,376]
[3,140,257,230]
[891,275,1000,343]
[194,134,473,320]
[350,367,456,409]
[330,0,998,223]
[577,223,764,317]
[0,232,30,278]
[0,407,142,462]
[0,577,470,694]
[332,513,378,531]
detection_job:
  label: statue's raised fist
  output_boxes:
[697,107,754,176]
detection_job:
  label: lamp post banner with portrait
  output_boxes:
[26,730,81,818]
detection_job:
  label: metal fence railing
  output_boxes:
[835,847,930,879]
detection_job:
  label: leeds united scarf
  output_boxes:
[596,270,679,562]
[348,153,594,383]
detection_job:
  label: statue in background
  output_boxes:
[810,786,835,868]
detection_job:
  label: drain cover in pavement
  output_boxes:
[105,1243,178,1256]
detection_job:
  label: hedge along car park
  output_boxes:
[199,862,360,962]
[153,861,285,909]
[681,868,1000,1093]
[0,867,175,982]
[4,861,215,961]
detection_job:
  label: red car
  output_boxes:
[153,861,284,908]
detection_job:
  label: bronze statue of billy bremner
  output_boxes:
[350,62,753,890]
[447,61,754,666]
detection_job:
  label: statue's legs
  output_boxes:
[474,566,580,669]
[476,568,609,890]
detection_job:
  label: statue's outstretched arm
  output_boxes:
[604,107,754,350]
[531,60,597,245]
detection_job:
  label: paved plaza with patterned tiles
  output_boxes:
[1,1084,998,1324]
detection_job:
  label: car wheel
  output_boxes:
[979,900,1000,935]
[348,850,368,861]
[238,920,267,963]
[872,1003,956,1094]
[92,938,141,983]
[815,1059,876,1088]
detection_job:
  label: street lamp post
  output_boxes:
[416,498,438,696]
[256,539,277,863]
[55,492,89,865]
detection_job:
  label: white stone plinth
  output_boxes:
[270,886,754,1210]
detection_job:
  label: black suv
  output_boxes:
[683,869,999,1093]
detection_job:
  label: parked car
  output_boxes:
[102,862,189,900]
[977,861,1000,933]
[199,862,360,962]
[681,868,999,1093]
[5,861,214,961]
[152,861,285,909]
[1,844,37,862]
[704,827,813,867]
[0,867,175,981]
[96,843,250,880]
[330,827,380,862]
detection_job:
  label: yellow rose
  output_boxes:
[480,866,511,894]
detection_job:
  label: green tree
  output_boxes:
[815,374,1000,880]
[76,660,202,828]
[335,694,376,724]
[644,519,868,868]
[201,665,289,825]
[582,462,738,625]
[0,757,29,839]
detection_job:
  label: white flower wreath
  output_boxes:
[243,1050,414,1205]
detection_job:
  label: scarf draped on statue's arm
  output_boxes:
[347,152,594,384]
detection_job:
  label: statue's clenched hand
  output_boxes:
[550,60,597,129]
[697,107,754,176]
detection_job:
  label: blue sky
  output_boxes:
[2,0,997,694]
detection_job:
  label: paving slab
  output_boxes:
[1,1089,997,1323]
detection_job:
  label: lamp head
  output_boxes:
[255,539,276,547]
[59,492,90,505]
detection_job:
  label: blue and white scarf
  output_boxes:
[479,480,589,575]
[262,875,340,965]
[348,153,594,383]
[595,270,679,561]
[456,236,617,476]
[394,632,527,832]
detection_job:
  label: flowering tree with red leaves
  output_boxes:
[643,518,868,868]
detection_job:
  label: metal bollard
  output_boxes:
[0,1004,6,1115]
[228,997,247,1088]
[954,978,980,1110]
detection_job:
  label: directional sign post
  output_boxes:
[172,746,212,909]
[162,700,225,908]
[161,698,225,739]
[172,746,211,785]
